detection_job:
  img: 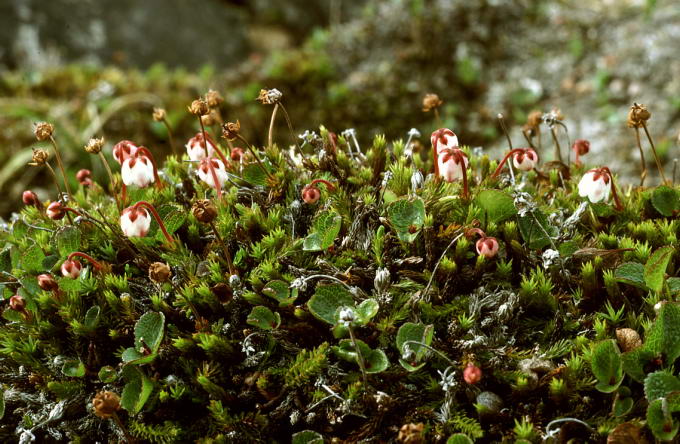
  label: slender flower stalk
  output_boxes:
[227,129,274,181]
[130,201,175,244]
[549,127,563,164]
[640,121,667,184]
[347,324,368,387]
[153,108,177,155]
[633,127,647,186]
[268,102,280,151]
[209,221,236,276]
[136,147,163,189]
[49,136,74,202]
[491,148,538,179]
[67,252,104,271]
[440,148,469,199]
[198,118,223,197]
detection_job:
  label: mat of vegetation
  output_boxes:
[0,91,679,443]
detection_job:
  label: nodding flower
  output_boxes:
[430,128,459,176]
[46,201,80,220]
[571,139,590,166]
[197,158,228,190]
[112,140,139,165]
[22,190,41,208]
[301,179,336,204]
[61,258,83,278]
[468,228,500,258]
[77,169,93,187]
[186,132,218,161]
[491,148,539,178]
[578,167,623,210]
[121,154,154,188]
[120,201,174,244]
[230,147,245,162]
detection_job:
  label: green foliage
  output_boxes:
[644,246,674,294]
[475,189,517,224]
[590,340,623,393]
[246,306,281,330]
[388,197,426,243]
[121,366,154,415]
[303,211,342,251]
[122,311,165,365]
[396,322,434,371]
[285,343,329,388]
[332,339,389,373]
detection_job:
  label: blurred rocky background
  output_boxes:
[0,0,678,217]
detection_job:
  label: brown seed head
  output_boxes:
[616,328,642,352]
[29,148,50,166]
[256,88,283,105]
[222,120,241,141]
[397,423,425,444]
[34,122,54,141]
[201,112,216,127]
[627,103,651,128]
[152,107,166,122]
[205,89,224,108]
[84,137,105,154]
[188,99,210,116]
[422,93,443,112]
[92,391,121,419]
[192,199,218,223]
[526,110,543,129]
[149,262,171,284]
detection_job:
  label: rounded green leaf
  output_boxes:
[292,430,324,444]
[591,340,623,393]
[614,262,647,290]
[651,185,680,217]
[644,371,680,402]
[613,396,633,417]
[98,366,118,383]
[475,189,517,224]
[647,398,679,441]
[246,306,281,330]
[447,434,474,444]
[388,197,425,243]
[262,280,296,307]
[644,246,674,294]
[54,226,81,257]
[307,284,354,325]
[84,305,101,330]
[355,299,379,324]
[61,359,85,378]
[303,211,342,251]
[396,322,434,371]
[121,365,154,415]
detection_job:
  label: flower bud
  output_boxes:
[112,140,139,164]
[230,147,245,161]
[197,158,228,190]
[84,137,104,154]
[152,107,166,122]
[61,259,83,278]
[76,169,93,186]
[188,99,209,116]
[374,267,391,294]
[34,122,54,141]
[526,110,543,129]
[185,132,217,161]
[47,201,66,220]
[38,274,59,292]
[572,139,590,156]
[29,148,49,166]
[463,363,482,384]
[149,262,171,283]
[616,328,642,353]
[301,186,321,204]
[476,237,499,258]
[120,206,151,238]
[422,93,443,112]
[92,391,121,419]
[9,294,26,312]
[22,190,40,207]
[222,120,241,141]
[192,199,218,223]
[256,88,283,105]
[438,149,468,182]
[430,128,458,155]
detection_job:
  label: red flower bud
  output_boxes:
[47,201,66,220]
[38,274,59,292]
[76,169,93,186]
[463,363,482,385]
[475,237,499,258]
[9,294,26,312]
[302,186,321,204]
[61,259,83,279]
[572,139,590,156]
[230,147,245,162]
[22,190,40,207]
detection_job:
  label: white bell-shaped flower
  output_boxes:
[120,206,151,238]
[431,128,459,155]
[512,149,538,171]
[578,169,611,203]
[198,158,228,189]
[186,133,217,162]
[121,155,155,188]
[438,149,469,182]
[61,259,82,278]
[112,140,139,164]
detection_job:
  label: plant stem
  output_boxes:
[136,147,163,189]
[268,102,279,151]
[209,221,236,276]
[198,117,223,197]
[67,252,104,270]
[112,412,136,444]
[641,121,668,184]
[49,136,74,202]
[402,340,457,367]
[549,127,563,164]
[98,151,120,209]
[633,127,647,187]
[133,201,175,244]
[491,148,528,179]
[161,117,177,155]
[673,159,678,185]
[419,230,465,303]
[235,134,275,181]
[601,167,624,211]
[434,108,441,126]
[347,325,368,387]
[44,162,64,198]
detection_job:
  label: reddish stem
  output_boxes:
[491,148,530,178]
[433,144,439,176]
[62,207,82,217]
[121,183,127,207]
[204,132,231,170]
[466,227,486,239]
[133,201,175,244]
[309,179,336,191]
[452,151,469,200]
[600,167,624,211]
[67,252,104,271]
[199,119,223,197]
[136,147,163,189]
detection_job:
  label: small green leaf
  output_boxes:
[291,430,324,444]
[645,302,680,363]
[388,197,426,243]
[355,299,379,324]
[517,210,556,249]
[0,387,4,420]
[98,366,118,383]
[246,306,281,330]
[668,277,680,295]
[651,185,680,217]
[84,305,101,330]
[303,211,342,251]
[614,262,647,290]
[644,371,680,402]
[61,359,85,378]
[396,322,434,372]
[121,366,154,414]
[622,348,655,383]
[447,434,474,444]
[333,339,389,373]
[613,396,633,417]
[20,242,46,273]
[242,162,270,186]
[591,340,623,393]
[644,246,674,294]
[122,311,165,365]
[475,190,517,224]
[647,398,679,441]
[307,284,354,325]
[262,280,297,307]
[153,204,186,241]
[54,226,81,257]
